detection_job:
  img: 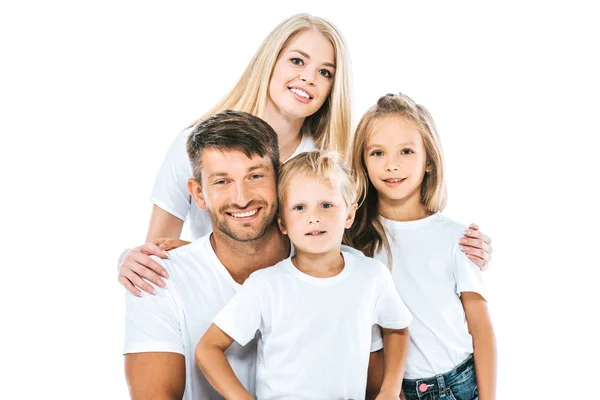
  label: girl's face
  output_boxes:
[363,116,429,207]
[267,29,336,121]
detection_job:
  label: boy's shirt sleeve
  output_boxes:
[373,263,413,329]
[452,242,487,300]
[213,275,265,346]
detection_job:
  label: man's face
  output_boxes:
[190,148,278,242]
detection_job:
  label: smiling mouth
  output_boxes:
[305,231,326,236]
[383,178,406,186]
[289,87,313,100]
[226,208,260,220]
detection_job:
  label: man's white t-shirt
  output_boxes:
[151,128,318,239]
[374,212,486,379]
[123,233,258,399]
[213,250,413,400]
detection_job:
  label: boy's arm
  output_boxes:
[195,323,254,400]
[125,352,185,400]
[461,292,496,400]
[376,327,409,399]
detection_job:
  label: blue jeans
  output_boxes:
[402,354,478,400]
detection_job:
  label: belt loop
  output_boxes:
[437,374,447,397]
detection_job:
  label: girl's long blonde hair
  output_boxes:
[344,93,447,259]
[189,13,352,155]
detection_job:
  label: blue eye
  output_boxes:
[322,203,333,209]
[292,205,305,211]
[370,150,384,157]
[291,57,304,66]
[401,149,414,155]
[250,174,263,180]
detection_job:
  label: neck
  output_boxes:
[292,247,344,278]
[262,102,306,162]
[210,224,290,284]
[378,191,432,222]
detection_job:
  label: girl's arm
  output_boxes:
[376,327,409,399]
[118,205,189,296]
[460,224,493,270]
[195,323,254,400]
[461,292,496,400]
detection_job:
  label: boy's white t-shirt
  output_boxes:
[375,212,486,379]
[213,250,413,400]
[151,128,317,239]
[123,233,258,400]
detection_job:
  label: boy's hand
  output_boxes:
[375,390,400,400]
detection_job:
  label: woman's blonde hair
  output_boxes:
[277,151,356,211]
[189,13,352,155]
[344,93,447,259]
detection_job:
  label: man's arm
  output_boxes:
[125,352,185,400]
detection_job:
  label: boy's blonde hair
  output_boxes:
[189,13,352,155]
[344,93,447,259]
[277,151,356,210]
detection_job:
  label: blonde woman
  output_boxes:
[346,93,496,400]
[118,15,492,296]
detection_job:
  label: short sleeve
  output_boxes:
[453,243,487,300]
[150,129,194,221]
[370,324,383,352]
[124,259,184,355]
[374,265,413,329]
[213,277,265,346]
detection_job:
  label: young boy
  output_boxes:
[196,151,413,399]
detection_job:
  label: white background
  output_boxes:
[1,1,598,398]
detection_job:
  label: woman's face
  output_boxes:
[267,29,336,121]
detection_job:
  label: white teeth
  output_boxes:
[308,231,324,235]
[231,209,258,218]
[385,178,403,183]
[290,88,310,99]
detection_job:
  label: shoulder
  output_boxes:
[429,213,469,242]
[246,258,289,283]
[149,235,211,277]
[343,249,387,274]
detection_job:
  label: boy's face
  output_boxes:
[278,176,356,256]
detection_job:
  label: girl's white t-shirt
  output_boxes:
[375,212,487,379]
[150,128,317,239]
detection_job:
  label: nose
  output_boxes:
[385,161,399,172]
[300,69,317,86]
[231,182,251,207]
[309,214,321,224]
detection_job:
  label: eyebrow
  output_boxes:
[365,141,416,150]
[207,163,270,180]
[289,49,336,69]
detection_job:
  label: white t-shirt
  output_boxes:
[374,212,486,379]
[213,250,413,400]
[123,233,258,399]
[151,128,318,239]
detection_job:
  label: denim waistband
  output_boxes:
[402,354,475,398]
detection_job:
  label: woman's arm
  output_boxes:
[118,205,189,296]
[461,292,496,400]
[460,224,493,270]
[376,327,409,399]
[195,324,254,400]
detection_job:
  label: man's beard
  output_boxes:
[207,200,277,242]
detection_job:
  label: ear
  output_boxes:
[425,164,432,173]
[277,215,287,235]
[344,203,358,229]
[187,178,206,210]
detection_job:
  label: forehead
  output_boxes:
[281,29,335,64]
[283,175,343,201]
[200,148,273,177]
[367,116,424,147]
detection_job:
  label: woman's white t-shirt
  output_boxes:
[374,212,487,379]
[151,128,317,239]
